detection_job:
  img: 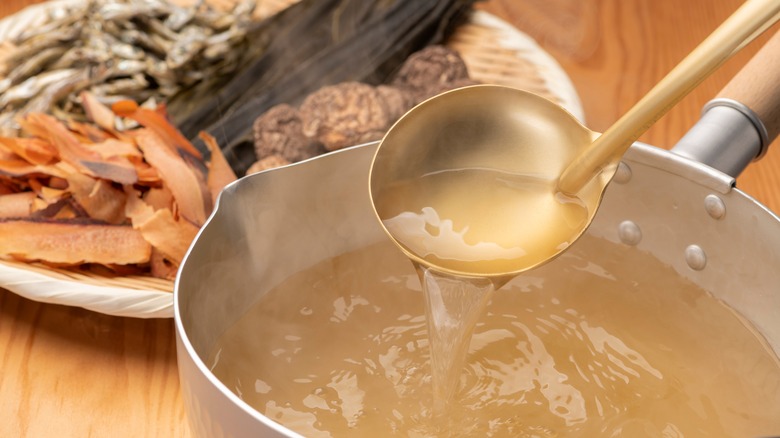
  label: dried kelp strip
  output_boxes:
[171,0,478,175]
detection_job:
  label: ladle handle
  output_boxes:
[718,30,780,147]
[671,29,780,176]
[558,0,780,195]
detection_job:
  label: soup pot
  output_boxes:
[174,36,780,438]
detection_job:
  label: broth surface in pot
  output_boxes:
[207,235,780,437]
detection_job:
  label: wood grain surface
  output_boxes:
[1,1,778,437]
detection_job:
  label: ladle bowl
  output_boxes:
[369,85,611,278]
[369,0,780,278]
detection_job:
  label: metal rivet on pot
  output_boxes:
[704,194,726,220]
[685,244,707,271]
[618,220,642,246]
[613,162,632,184]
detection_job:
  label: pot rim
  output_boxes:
[173,140,780,436]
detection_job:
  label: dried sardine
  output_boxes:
[19,69,93,115]
[164,5,196,32]
[5,46,69,86]
[166,25,209,70]
[1,27,80,72]
[89,74,150,97]
[12,7,86,44]
[0,69,82,108]
[97,1,170,22]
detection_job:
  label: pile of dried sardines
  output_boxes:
[0,0,261,136]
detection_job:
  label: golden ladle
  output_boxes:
[369,0,780,279]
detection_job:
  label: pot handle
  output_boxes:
[672,29,780,177]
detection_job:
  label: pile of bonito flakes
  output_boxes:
[0,0,251,279]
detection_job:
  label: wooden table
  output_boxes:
[1,1,778,436]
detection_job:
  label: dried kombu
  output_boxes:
[169,0,479,174]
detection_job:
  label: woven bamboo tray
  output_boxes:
[0,0,582,318]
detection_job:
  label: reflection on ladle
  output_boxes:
[369,0,780,279]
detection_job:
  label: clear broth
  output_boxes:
[207,236,780,437]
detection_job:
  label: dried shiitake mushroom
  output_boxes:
[248,45,477,173]
[252,104,324,162]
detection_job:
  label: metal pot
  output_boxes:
[174,34,780,438]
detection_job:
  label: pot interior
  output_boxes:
[175,142,780,436]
